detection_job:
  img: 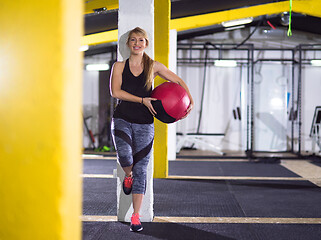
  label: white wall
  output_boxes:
[82,70,99,149]
[176,49,246,151]
[168,29,177,160]
[175,28,321,153]
[82,28,321,154]
[82,52,114,149]
[302,66,321,152]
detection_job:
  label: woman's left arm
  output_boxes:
[154,61,194,117]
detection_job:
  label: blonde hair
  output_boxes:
[126,27,154,90]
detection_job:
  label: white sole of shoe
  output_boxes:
[130,227,143,232]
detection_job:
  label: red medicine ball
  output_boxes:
[151,82,190,123]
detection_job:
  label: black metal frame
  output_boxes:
[177,43,252,156]
[85,42,321,160]
[295,44,321,158]
[252,48,296,155]
[176,42,320,159]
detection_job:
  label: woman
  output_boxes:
[110,27,194,232]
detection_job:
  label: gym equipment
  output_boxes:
[94,146,111,152]
[83,115,96,149]
[310,106,321,155]
[151,82,190,123]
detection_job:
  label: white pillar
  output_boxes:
[117,0,154,222]
[167,29,177,160]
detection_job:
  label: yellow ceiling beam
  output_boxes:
[84,0,118,14]
[81,0,321,46]
[81,29,118,46]
[293,0,321,18]
[170,1,288,31]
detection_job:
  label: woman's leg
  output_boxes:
[123,166,133,177]
[132,194,144,214]
[131,123,154,214]
[111,118,134,175]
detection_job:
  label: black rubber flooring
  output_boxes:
[83,159,300,177]
[82,159,321,240]
[83,178,321,218]
[169,161,299,177]
[312,161,321,168]
[83,222,321,240]
[83,159,116,174]
[83,178,117,215]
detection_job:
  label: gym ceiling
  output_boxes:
[83,0,321,56]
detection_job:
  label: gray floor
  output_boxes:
[82,154,321,240]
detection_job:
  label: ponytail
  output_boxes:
[143,52,154,90]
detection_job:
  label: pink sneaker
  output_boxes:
[123,176,133,195]
[130,213,143,232]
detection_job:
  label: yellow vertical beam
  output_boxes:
[293,0,321,18]
[154,0,170,178]
[0,1,83,239]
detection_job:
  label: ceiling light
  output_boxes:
[270,97,284,108]
[93,7,107,14]
[214,60,237,67]
[224,25,245,31]
[280,12,290,26]
[222,17,253,28]
[86,64,110,71]
[79,45,89,52]
[310,60,321,66]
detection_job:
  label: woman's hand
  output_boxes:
[142,97,158,116]
[181,100,194,119]
[153,62,194,120]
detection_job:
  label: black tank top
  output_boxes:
[113,59,154,124]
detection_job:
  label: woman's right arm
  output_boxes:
[110,62,143,104]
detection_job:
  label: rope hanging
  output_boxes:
[287,0,293,36]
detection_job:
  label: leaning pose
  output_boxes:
[110,27,194,232]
